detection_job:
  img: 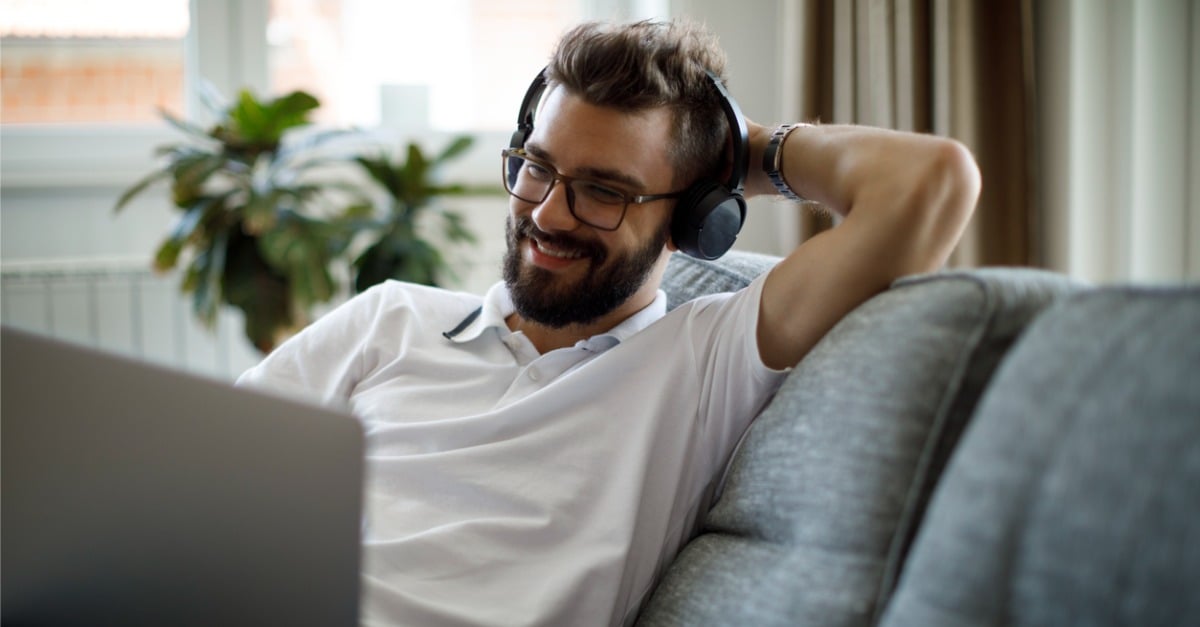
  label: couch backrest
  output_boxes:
[640,258,1084,626]
[660,250,781,310]
[880,285,1200,627]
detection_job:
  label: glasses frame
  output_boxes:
[501,148,685,231]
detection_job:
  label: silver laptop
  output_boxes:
[1,327,364,626]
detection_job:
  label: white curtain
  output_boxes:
[777,0,1198,281]
[1037,0,1199,283]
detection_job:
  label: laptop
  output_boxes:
[1,327,364,626]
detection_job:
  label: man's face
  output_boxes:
[503,88,678,328]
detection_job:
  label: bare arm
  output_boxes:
[747,122,981,370]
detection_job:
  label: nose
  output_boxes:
[530,181,581,233]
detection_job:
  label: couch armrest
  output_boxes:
[881,285,1200,626]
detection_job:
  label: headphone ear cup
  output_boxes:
[670,180,747,260]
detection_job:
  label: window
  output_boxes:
[1,0,663,187]
[0,0,190,125]
[266,0,585,131]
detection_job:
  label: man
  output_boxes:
[238,19,978,627]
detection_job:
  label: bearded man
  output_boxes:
[239,19,979,627]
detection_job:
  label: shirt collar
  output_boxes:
[442,282,515,343]
[442,281,668,349]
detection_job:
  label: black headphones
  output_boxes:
[509,68,749,260]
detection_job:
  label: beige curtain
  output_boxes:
[786,0,1037,268]
[1036,0,1198,283]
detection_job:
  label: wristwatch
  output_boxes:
[762,123,808,202]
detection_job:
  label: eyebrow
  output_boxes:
[525,142,647,192]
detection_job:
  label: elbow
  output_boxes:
[938,139,982,220]
[923,139,980,253]
[894,138,981,273]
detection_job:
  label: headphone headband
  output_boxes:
[704,70,749,195]
[510,69,549,150]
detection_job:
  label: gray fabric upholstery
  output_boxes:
[880,287,1200,627]
[661,250,780,310]
[637,266,1083,626]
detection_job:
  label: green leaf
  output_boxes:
[288,256,336,308]
[340,202,376,221]
[169,153,226,207]
[153,238,184,272]
[458,183,508,197]
[114,168,171,212]
[222,229,293,353]
[267,90,321,132]
[181,259,201,293]
[278,127,355,160]
[152,199,213,270]
[257,216,338,306]
[184,228,230,327]
[355,154,405,199]
[352,229,450,292]
[256,222,300,269]
[269,91,320,124]
[196,79,229,118]
[242,190,283,234]
[440,210,477,244]
[225,89,320,148]
[188,248,218,325]
[352,240,397,293]
[228,90,269,142]
[402,143,430,202]
[158,107,211,141]
[425,183,468,197]
[434,135,474,165]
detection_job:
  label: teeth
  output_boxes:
[535,239,584,259]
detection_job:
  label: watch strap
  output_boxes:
[762,123,807,202]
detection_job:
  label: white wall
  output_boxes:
[671,0,802,258]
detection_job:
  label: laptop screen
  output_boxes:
[2,327,364,626]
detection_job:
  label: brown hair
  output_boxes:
[546,20,730,188]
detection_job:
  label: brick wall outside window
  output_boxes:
[2,38,185,125]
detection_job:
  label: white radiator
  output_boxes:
[1,258,262,380]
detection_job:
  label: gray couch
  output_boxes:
[638,251,1200,627]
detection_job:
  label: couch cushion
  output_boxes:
[880,285,1200,627]
[637,268,1084,627]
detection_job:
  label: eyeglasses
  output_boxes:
[501,148,685,231]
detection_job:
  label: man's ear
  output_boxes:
[662,209,680,253]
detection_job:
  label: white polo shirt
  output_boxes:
[237,274,786,626]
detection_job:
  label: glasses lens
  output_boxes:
[502,152,627,230]
[570,181,627,229]
[504,154,522,191]
[504,153,551,204]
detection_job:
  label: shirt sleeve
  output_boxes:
[674,272,790,471]
[235,284,387,405]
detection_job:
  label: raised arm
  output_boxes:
[746,122,981,370]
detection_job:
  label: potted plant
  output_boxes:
[351,138,479,292]
[116,89,482,353]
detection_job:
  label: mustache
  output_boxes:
[510,217,606,262]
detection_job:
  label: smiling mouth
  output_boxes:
[532,238,587,260]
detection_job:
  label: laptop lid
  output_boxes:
[1,327,364,627]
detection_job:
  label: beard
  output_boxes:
[502,215,670,328]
